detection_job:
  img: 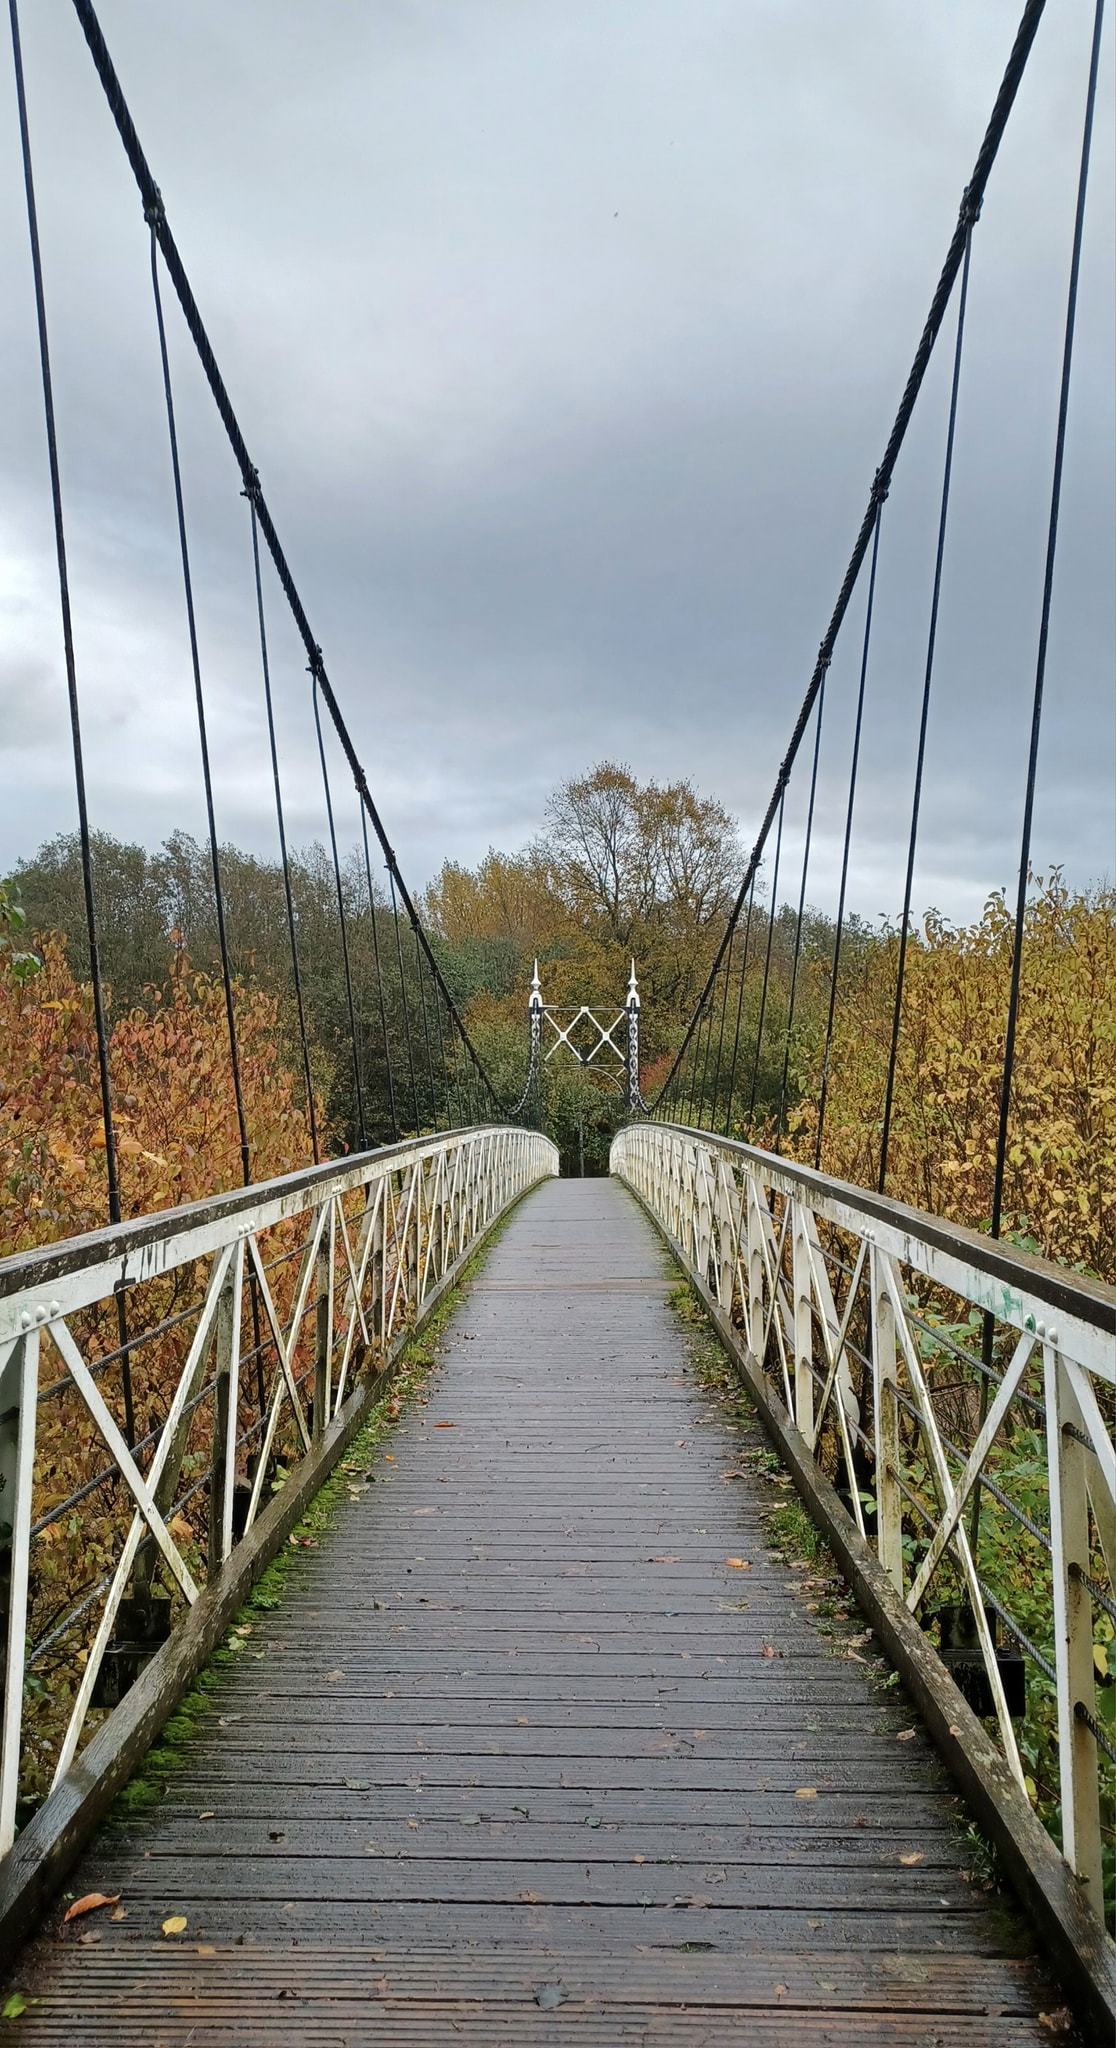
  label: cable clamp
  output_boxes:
[143,185,165,228]
[240,463,261,504]
[959,182,983,229]
[870,466,890,508]
[307,644,325,681]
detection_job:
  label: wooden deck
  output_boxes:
[3,1178,1062,2043]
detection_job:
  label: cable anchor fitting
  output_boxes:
[959,182,983,230]
[143,185,165,228]
[240,463,261,505]
[870,466,890,508]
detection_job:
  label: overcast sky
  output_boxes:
[2,0,1113,933]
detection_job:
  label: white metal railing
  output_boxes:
[0,1125,557,1857]
[612,1120,1115,1909]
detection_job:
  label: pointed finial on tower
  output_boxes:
[627,959,639,1009]
[529,958,542,1010]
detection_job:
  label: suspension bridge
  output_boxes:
[1,0,1113,2040]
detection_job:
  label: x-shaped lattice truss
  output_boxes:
[0,1128,557,1854]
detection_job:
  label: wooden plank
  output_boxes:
[0,1179,1067,2041]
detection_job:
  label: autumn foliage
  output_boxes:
[785,876,1116,1280]
[1,935,316,1256]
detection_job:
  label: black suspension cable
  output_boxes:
[972,0,1105,1553]
[990,0,1105,1245]
[149,226,251,1188]
[721,873,758,1134]
[748,787,786,1122]
[879,216,976,1193]
[359,805,398,1141]
[412,925,438,1132]
[695,948,724,1127]
[246,482,319,1163]
[66,0,504,1123]
[685,1000,711,1127]
[688,1005,707,1128]
[311,668,366,1149]
[430,980,452,1130]
[776,672,827,1148]
[651,0,1050,1112]
[814,497,885,1171]
[9,0,134,1442]
[388,868,421,1133]
[707,919,738,1132]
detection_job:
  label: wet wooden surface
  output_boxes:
[3,1179,1063,2043]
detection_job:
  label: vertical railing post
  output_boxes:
[870,1244,903,1591]
[209,1238,245,1572]
[694,1145,711,1283]
[0,1328,39,1855]
[792,1202,815,1443]
[716,1168,735,1310]
[749,1179,765,1368]
[1045,1346,1103,1899]
[313,1200,336,1441]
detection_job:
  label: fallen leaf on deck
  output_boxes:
[433,1421,456,1429]
[110,1906,127,1922]
[161,1916,188,1937]
[725,1557,751,1571]
[63,1893,120,1923]
[794,1787,818,1801]
[899,1852,924,1866]
[896,1728,917,1742]
[535,1983,568,2010]
[325,1669,345,1682]
[760,1644,776,1659]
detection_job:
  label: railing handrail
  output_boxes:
[0,1125,518,1325]
[635,1122,1116,1343]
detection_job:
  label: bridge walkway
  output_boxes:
[4,1179,1060,2043]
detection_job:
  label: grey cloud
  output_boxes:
[1,0,1111,920]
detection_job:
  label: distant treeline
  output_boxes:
[9,761,1111,1271]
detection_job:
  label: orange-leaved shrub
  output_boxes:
[786,875,1116,1280]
